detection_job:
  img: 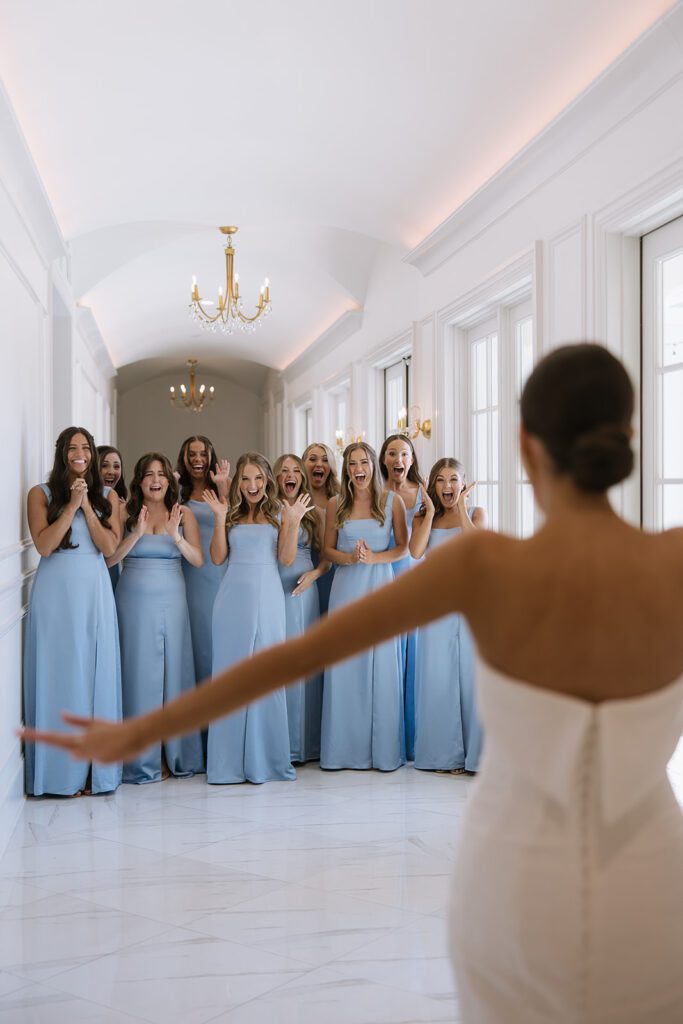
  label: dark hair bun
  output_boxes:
[567,425,633,493]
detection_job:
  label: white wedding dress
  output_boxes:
[451,660,683,1023]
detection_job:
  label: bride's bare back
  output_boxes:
[461,513,683,701]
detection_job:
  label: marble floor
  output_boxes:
[1,744,682,1024]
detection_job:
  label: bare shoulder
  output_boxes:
[325,495,338,514]
[181,504,198,526]
[27,484,48,507]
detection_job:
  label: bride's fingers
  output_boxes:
[62,712,96,727]
[18,727,80,751]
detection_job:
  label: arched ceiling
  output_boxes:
[0,0,675,388]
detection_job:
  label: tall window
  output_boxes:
[384,358,410,437]
[643,217,683,530]
[469,326,499,530]
[514,313,535,537]
[304,406,314,449]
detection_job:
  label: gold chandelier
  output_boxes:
[189,226,271,334]
[169,360,215,412]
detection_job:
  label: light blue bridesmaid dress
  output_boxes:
[182,499,227,683]
[23,484,122,796]
[390,492,421,761]
[321,491,405,771]
[311,507,335,615]
[116,532,205,783]
[207,524,295,784]
[413,526,483,772]
[278,526,323,762]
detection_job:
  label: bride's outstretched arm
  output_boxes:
[20,530,480,765]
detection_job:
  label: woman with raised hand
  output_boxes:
[110,452,204,783]
[97,444,128,590]
[24,426,121,796]
[202,452,305,784]
[175,435,231,688]
[274,453,329,762]
[320,441,408,771]
[23,345,683,1023]
[379,433,425,760]
[302,441,340,614]
[410,458,486,773]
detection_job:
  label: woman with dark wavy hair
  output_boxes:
[320,441,408,770]
[108,452,204,783]
[97,444,127,590]
[24,426,121,796]
[302,442,341,615]
[175,436,231,691]
[201,452,307,783]
[379,433,424,760]
[25,345,683,1023]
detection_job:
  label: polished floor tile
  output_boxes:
[2,752,681,1023]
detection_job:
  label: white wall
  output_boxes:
[0,81,115,853]
[263,6,683,532]
[117,371,263,478]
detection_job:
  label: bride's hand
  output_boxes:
[19,713,146,765]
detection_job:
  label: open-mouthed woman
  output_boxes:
[409,458,486,772]
[380,432,425,761]
[97,444,127,590]
[109,453,204,783]
[175,435,231,687]
[202,452,309,783]
[302,441,340,615]
[274,454,330,762]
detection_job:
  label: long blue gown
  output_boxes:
[207,524,295,784]
[321,491,405,771]
[278,527,323,762]
[116,533,205,783]
[23,484,122,796]
[413,526,483,772]
[311,507,335,615]
[390,493,421,761]
[182,499,227,683]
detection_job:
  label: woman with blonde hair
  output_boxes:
[202,452,309,783]
[320,441,408,770]
[302,441,340,614]
[274,454,329,761]
[410,457,486,772]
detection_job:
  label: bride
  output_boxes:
[22,344,683,1023]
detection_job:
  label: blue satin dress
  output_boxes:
[23,484,122,796]
[413,526,483,772]
[207,523,295,784]
[278,526,323,762]
[182,499,227,684]
[321,491,405,771]
[390,493,421,761]
[311,506,335,615]
[116,532,205,783]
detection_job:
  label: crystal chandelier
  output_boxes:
[189,226,272,334]
[169,360,215,412]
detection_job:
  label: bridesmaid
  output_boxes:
[97,444,127,590]
[321,442,408,771]
[302,442,340,614]
[274,454,330,762]
[203,452,307,783]
[410,458,486,773]
[24,426,122,796]
[175,435,231,685]
[110,453,205,783]
[380,433,424,761]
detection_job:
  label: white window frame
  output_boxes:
[642,215,683,531]
[383,357,411,437]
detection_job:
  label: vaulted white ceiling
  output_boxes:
[0,0,675,389]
